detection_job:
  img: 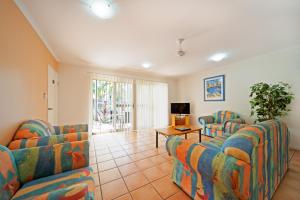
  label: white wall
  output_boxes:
[58,64,178,126]
[177,46,300,149]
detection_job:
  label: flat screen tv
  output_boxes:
[171,103,190,114]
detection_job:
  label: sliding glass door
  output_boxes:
[92,77,133,133]
[91,74,168,133]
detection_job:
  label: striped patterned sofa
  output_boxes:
[8,119,89,150]
[166,119,290,200]
[198,111,245,137]
[0,140,94,200]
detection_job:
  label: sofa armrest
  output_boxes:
[54,124,88,135]
[198,115,214,126]
[166,136,251,199]
[31,183,90,199]
[8,133,89,150]
[12,140,89,184]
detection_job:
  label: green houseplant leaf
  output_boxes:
[249,82,294,123]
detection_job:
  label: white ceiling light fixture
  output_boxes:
[142,62,152,69]
[209,52,228,62]
[90,0,116,19]
[176,38,186,57]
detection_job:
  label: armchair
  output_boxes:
[198,110,245,137]
[0,140,95,200]
[8,119,89,150]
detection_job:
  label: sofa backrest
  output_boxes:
[213,111,240,123]
[12,141,90,184]
[222,120,289,163]
[54,124,88,135]
[13,119,54,140]
[0,145,20,200]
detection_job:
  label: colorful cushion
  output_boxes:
[221,125,266,164]
[12,167,94,200]
[0,145,20,200]
[12,141,89,184]
[13,120,52,140]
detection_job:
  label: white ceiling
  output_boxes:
[17,0,300,77]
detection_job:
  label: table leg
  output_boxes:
[156,131,158,148]
[185,133,187,139]
[199,129,202,143]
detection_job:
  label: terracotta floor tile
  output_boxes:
[166,191,192,200]
[96,149,111,156]
[124,172,149,191]
[115,156,134,166]
[143,166,168,182]
[98,160,116,172]
[119,163,140,177]
[149,155,167,165]
[94,186,103,200]
[97,154,114,162]
[129,153,145,161]
[100,168,121,184]
[101,178,128,200]
[114,193,133,200]
[157,162,173,174]
[135,158,155,170]
[131,184,162,200]
[112,151,128,158]
[152,176,179,199]
[109,146,124,152]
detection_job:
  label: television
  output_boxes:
[171,103,190,114]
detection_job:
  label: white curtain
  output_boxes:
[136,80,168,129]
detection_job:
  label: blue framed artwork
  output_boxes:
[204,75,225,101]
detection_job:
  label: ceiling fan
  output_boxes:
[176,38,186,57]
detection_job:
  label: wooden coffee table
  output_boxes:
[155,125,202,148]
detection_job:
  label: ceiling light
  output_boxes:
[90,0,115,19]
[209,53,228,62]
[142,62,152,69]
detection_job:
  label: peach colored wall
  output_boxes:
[0,0,58,145]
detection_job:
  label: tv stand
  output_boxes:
[171,114,190,127]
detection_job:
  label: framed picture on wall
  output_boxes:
[204,75,225,101]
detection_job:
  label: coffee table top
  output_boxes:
[155,125,201,136]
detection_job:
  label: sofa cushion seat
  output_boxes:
[201,134,231,151]
[12,167,94,200]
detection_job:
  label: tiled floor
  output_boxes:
[89,130,300,200]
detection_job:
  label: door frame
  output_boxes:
[47,65,58,125]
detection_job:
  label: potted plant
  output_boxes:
[250,82,294,122]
